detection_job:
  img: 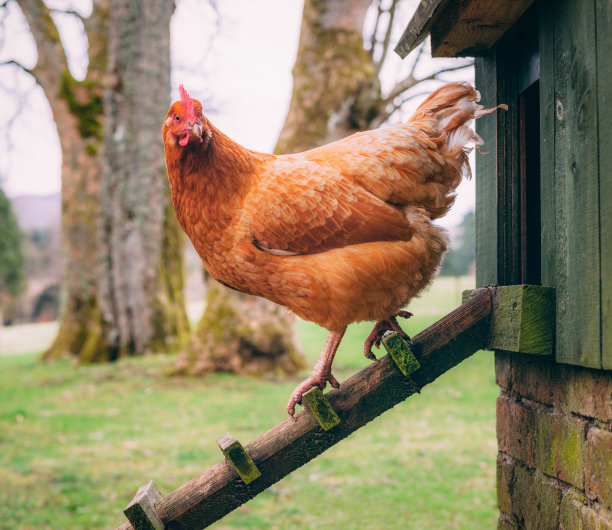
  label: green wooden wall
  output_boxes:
[475,0,611,370]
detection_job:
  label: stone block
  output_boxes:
[586,427,612,510]
[511,465,561,530]
[535,410,587,488]
[497,396,536,467]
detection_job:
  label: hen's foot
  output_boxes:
[287,369,339,418]
[286,328,346,418]
[364,311,413,360]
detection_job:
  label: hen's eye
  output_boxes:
[174,115,180,121]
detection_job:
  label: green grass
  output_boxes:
[0,277,499,529]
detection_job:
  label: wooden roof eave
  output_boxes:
[395,0,537,59]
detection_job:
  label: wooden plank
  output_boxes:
[538,0,556,291]
[123,480,164,530]
[393,0,448,58]
[552,0,601,368]
[465,286,555,355]
[474,55,499,287]
[301,387,340,431]
[429,0,536,57]
[217,433,261,485]
[116,290,492,530]
[596,0,612,369]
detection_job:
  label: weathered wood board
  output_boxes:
[596,0,612,370]
[474,54,499,288]
[552,0,602,368]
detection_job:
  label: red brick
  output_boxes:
[557,367,612,422]
[496,352,513,389]
[497,453,515,514]
[497,396,536,467]
[586,427,612,509]
[535,410,587,488]
[510,354,556,405]
[560,489,612,530]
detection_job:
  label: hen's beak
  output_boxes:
[191,122,202,141]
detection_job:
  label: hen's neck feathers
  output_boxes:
[167,122,260,210]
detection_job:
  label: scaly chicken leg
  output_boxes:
[364,311,413,360]
[287,328,346,416]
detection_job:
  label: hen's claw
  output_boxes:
[287,371,340,417]
[364,312,413,360]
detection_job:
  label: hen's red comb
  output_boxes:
[179,84,197,123]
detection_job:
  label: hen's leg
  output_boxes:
[364,311,412,360]
[287,328,346,417]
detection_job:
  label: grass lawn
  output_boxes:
[0,276,499,529]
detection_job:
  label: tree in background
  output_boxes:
[440,210,475,277]
[0,187,25,324]
[179,0,471,377]
[3,0,188,361]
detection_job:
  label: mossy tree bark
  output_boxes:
[99,0,189,359]
[15,0,188,362]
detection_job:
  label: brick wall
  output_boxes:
[495,352,612,529]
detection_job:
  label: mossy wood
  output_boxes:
[123,480,164,530]
[382,331,421,376]
[301,387,341,431]
[116,289,491,530]
[217,433,261,485]
[463,285,554,355]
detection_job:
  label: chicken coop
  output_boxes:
[397,0,612,527]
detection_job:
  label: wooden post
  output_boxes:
[116,288,492,530]
[123,480,164,530]
[217,433,261,485]
[463,285,555,355]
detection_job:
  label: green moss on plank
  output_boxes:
[301,386,341,431]
[382,332,420,376]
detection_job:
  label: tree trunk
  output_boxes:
[98,0,189,359]
[17,0,188,362]
[176,0,375,377]
[16,0,109,361]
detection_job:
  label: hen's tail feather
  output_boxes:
[410,82,507,157]
[410,83,506,185]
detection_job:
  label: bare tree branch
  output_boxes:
[370,89,433,128]
[50,8,84,20]
[0,0,15,8]
[368,0,384,59]
[374,0,399,76]
[383,61,472,107]
[0,59,33,74]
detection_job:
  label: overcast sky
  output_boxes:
[0,0,475,229]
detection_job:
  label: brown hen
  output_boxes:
[163,83,505,416]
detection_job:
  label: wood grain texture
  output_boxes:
[553,0,601,368]
[217,433,261,485]
[123,480,164,530]
[539,0,556,290]
[393,0,448,58]
[301,387,341,431]
[474,55,499,287]
[429,0,536,57]
[116,290,492,529]
[465,285,555,355]
[596,0,612,369]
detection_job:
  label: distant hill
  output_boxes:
[10,193,61,232]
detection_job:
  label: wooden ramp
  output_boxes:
[117,288,493,530]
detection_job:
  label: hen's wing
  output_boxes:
[301,125,456,218]
[238,157,414,256]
